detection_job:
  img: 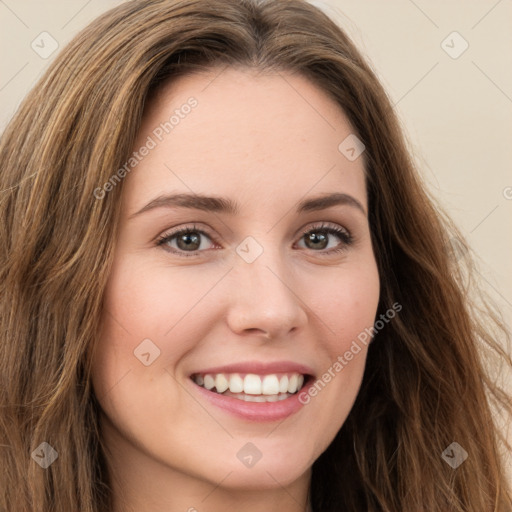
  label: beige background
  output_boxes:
[1,0,511,473]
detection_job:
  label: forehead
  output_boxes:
[122,67,367,214]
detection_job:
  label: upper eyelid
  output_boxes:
[158,224,218,241]
[298,221,350,235]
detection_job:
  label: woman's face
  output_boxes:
[92,67,379,497]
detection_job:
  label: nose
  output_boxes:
[225,249,308,340]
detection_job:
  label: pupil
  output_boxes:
[177,232,200,251]
[306,231,327,249]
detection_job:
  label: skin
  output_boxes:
[91,67,380,512]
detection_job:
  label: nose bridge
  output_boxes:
[226,238,308,338]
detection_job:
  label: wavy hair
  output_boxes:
[0,0,511,510]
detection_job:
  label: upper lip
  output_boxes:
[191,361,315,377]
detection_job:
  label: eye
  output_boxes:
[156,222,353,258]
[296,222,353,254]
[156,224,217,256]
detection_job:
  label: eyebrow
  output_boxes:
[129,191,367,219]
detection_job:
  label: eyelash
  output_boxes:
[155,222,353,258]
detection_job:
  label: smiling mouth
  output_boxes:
[191,372,310,402]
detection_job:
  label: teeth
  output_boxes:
[228,373,244,393]
[244,374,262,395]
[278,375,289,393]
[193,372,307,397]
[245,394,266,402]
[224,391,291,402]
[215,374,229,393]
[203,374,215,390]
[287,374,298,393]
[262,375,280,395]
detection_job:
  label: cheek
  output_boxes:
[310,255,380,347]
[298,256,379,428]
[100,255,220,338]
[91,256,223,395]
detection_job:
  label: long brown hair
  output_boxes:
[1,0,510,510]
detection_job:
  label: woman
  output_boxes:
[0,0,510,510]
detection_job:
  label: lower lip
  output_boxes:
[190,378,312,422]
